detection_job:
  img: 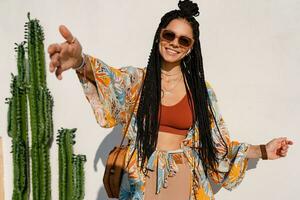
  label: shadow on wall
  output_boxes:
[95,124,123,200]
[93,125,259,199]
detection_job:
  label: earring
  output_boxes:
[186,49,191,55]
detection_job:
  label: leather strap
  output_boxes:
[260,144,268,160]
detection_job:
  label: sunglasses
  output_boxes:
[160,29,194,48]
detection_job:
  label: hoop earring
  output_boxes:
[186,49,191,55]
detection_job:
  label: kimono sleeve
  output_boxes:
[206,82,250,191]
[76,55,144,128]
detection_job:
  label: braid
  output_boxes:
[136,32,161,170]
[136,4,228,175]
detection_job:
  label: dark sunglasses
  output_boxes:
[160,29,194,48]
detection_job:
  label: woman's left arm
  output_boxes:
[246,138,293,159]
[205,81,294,191]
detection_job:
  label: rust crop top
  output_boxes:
[159,94,193,135]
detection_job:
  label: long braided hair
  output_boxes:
[136,0,228,175]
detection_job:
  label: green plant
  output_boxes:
[25,13,53,200]
[56,128,87,200]
[72,155,87,200]
[6,42,29,200]
[6,13,86,200]
[6,42,30,200]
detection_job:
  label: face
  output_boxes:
[159,18,194,66]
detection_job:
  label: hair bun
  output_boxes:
[178,0,200,17]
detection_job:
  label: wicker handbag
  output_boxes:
[103,71,144,198]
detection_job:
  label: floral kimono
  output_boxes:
[76,55,250,200]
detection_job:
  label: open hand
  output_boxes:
[48,25,82,80]
[266,137,293,160]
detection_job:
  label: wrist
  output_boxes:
[72,52,85,71]
[246,145,262,159]
[260,144,268,160]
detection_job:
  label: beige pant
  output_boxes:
[144,154,191,200]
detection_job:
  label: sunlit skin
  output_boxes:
[47,21,293,159]
[159,19,194,70]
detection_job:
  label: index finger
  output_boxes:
[59,25,74,43]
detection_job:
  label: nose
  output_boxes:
[169,38,180,48]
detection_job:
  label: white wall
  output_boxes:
[1,0,299,199]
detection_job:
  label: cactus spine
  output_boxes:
[6,42,30,200]
[7,13,86,200]
[56,128,87,200]
[72,155,87,200]
[25,13,53,200]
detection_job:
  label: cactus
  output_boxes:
[6,42,30,200]
[25,13,53,200]
[72,155,87,200]
[6,13,86,200]
[56,128,87,200]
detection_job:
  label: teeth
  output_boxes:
[166,48,178,55]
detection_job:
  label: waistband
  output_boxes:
[146,149,189,194]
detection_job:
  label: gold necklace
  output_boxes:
[161,67,182,76]
[161,70,181,76]
[161,71,182,83]
[161,74,183,95]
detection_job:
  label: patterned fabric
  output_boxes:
[76,55,250,200]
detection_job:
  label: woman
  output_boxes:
[48,1,293,199]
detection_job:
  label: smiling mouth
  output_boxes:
[165,47,180,55]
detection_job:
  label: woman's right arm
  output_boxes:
[48,25,91,81]
[47,25,144,128]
